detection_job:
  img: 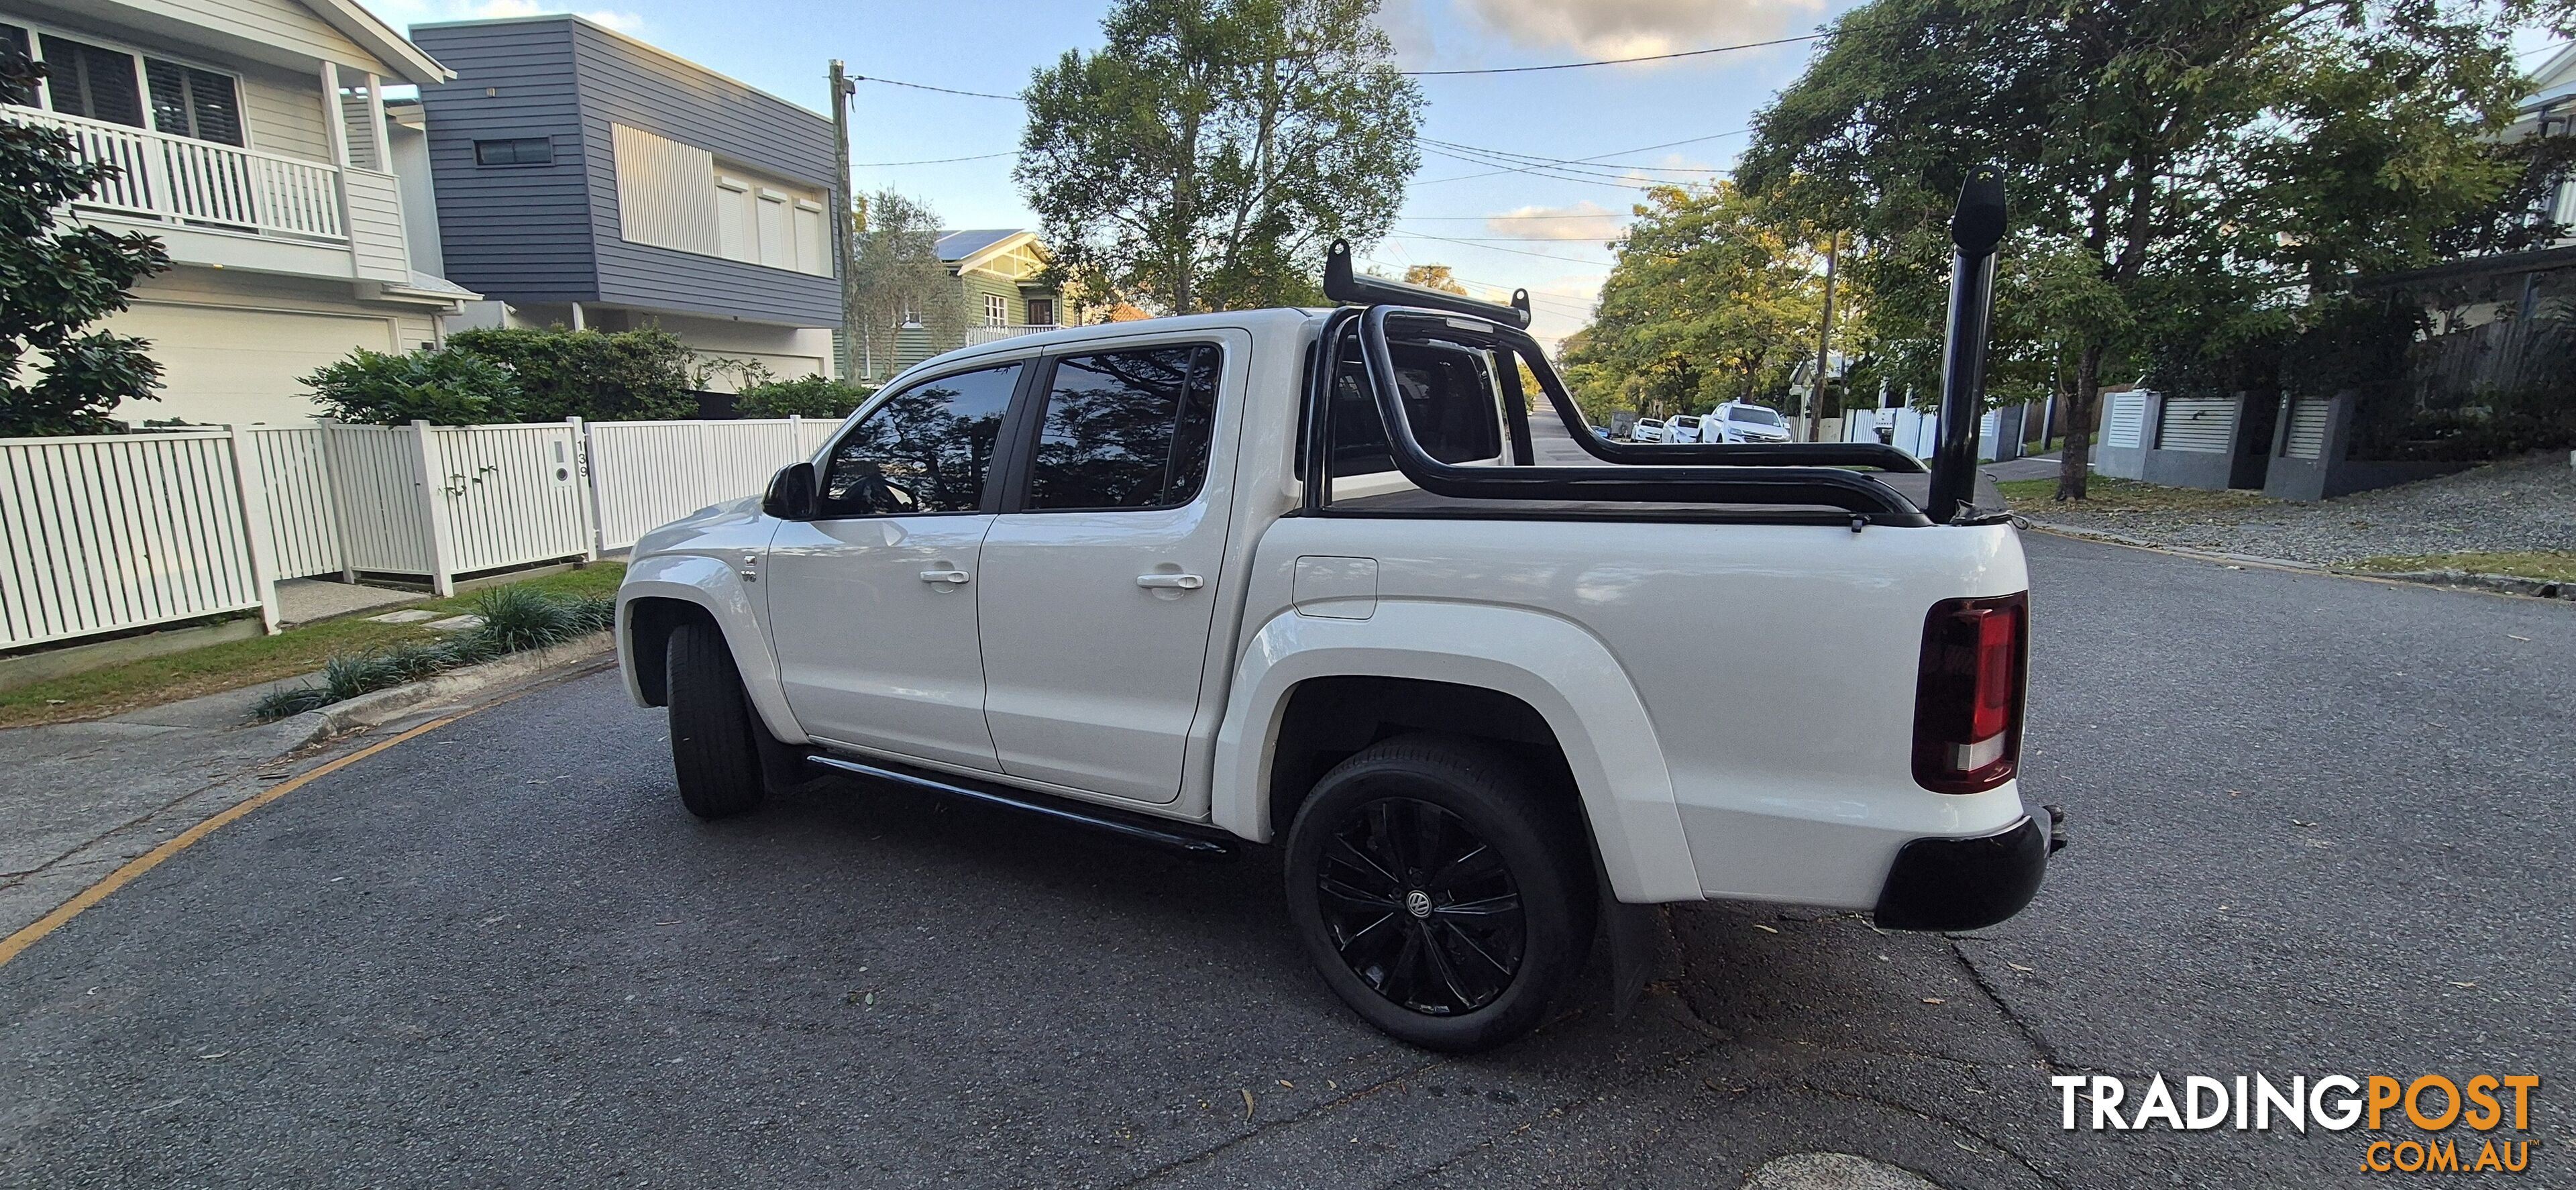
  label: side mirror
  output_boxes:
[763,462,817,521]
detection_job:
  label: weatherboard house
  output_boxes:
[869,229,1064,378]
[2,0,474,426]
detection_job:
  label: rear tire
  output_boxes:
[665,620,768,819]
[1284,734,1595,1052]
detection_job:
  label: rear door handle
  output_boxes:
[919,569,971,585]
[1136,573,1203,590]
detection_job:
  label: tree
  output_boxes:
[1559,182,1830,419]
[1738,0,2522,498]
[847,189,961,376]
[0,50,170,436]
[1018,0,1421,314]
[1403,264,1467,295]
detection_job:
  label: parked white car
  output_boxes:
[1713,402,1794,443]
[1629,417,1668,443]
[1666,413,1706,443]
[617,241,2054,1054]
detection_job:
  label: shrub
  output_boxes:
[301,347,524,425]
[734,375,876,419]
[250,590,617,720]
[468,586,610,653]
[445,327,696,422]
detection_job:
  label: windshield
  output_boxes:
[1672,416,1699,427]
[1728,406,1784,426]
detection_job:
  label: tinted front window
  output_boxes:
[818,364,1019,517]
[1028,345,1220,510]
[1729,406,1784,425]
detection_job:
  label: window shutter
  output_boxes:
[144,60,242,145]
[40,34,143,127]
[1,25,32,107]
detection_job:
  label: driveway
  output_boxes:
[0,535,2567,1188]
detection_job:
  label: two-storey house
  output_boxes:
[407,15,842,386]
[869,228,1062,378]
[3,0,474,426]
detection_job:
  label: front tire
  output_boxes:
[1284,735,1595,1052]
[665,620,768,819]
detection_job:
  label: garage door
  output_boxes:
[106,304,399,427]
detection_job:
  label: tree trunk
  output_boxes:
[2055,339,2103,501]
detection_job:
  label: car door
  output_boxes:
[975,336,1242,804]
[765,361,1024,772]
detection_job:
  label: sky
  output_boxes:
[358,1,2571,347]
[354,0,1884,346]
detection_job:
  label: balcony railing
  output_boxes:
[4,105,346,242]
[963,323,1061,345]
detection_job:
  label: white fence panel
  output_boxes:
[2283,397,2331,460]
[429,424,594,577]
[324,423,434,576]
[0,432,260,647]
[246,425,343,579]
[2102,392,2147,449]
[588,418,828,552]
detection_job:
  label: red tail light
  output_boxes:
[1913,592,2028,794]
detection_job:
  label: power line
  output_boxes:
[850,150,1016,167]
[1391,229,1617,265]
[849,73,1018,100]
[1400,212,1630,221]
[1419,137,1725,173]
[1417,144,1662,189]
[1416,129,1749,186]
[1399,32,1825,76]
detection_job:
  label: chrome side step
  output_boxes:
[804,753,1239,859]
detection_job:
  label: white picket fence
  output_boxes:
[0,416,843,650]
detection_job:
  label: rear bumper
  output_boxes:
[1871,808,2058,931]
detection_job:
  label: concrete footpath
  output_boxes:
[0,645,613,942]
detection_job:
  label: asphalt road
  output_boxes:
[1,534,2568,1189]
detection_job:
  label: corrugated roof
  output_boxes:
[936,229,1024,262]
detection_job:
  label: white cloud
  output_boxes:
[1485,200,1628,242]
[1453,0,1825,60]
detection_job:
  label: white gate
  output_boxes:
[244,425,343,580]
[323,422,435,577]
[428,423,594,578]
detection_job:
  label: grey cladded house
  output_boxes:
[407,15,843,386]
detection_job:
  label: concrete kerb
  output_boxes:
[2015,518,2576,602]
[280,631,615,748]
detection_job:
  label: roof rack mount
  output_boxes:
[1324,239,1532,329]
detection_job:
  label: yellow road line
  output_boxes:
[0,707,479,970]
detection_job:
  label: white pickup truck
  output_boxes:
[617,179,2055,1052]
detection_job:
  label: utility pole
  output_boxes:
[1807,229,1841,443]
[828,60,859,382]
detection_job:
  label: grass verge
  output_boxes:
[0,563,623,729]
[2346,550,2576,583]
[1994,475,2270,515]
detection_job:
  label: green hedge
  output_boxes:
[300,327,697,425]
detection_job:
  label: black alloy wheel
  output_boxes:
[1284,734,1593,1052]
[1317,797,1525,1016]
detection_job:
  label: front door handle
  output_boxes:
[919,569,971,585]
[1135,573,1204,590]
